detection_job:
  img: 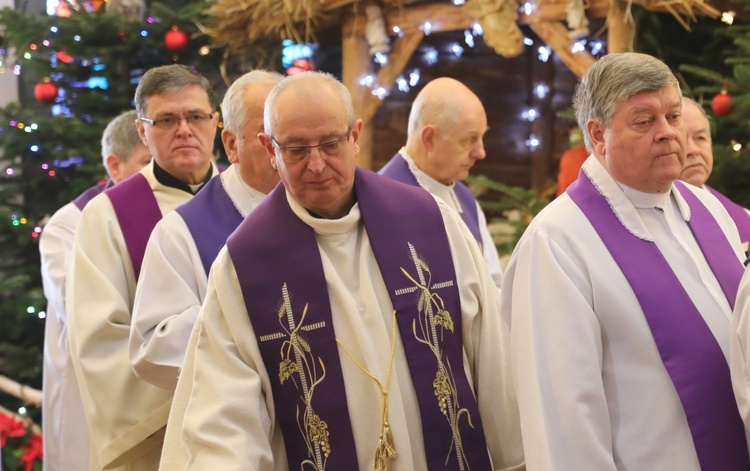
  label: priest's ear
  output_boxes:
[105,154,124,183]
[257,132,279,170]
[586,119,607,156]
[350,119,363,156]
[221,129,240,164]
[420,124,437,151]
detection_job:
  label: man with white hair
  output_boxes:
[379,77,503,288]
[40,110,150,471]
[502,53,749,469]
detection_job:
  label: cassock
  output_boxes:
[379,148,504,289]
[41,181,110,471]
[67,160,216,471]
[732,266,750,431]
[159,173,524,470]
[130,163,267,391]
[501,156,750,470]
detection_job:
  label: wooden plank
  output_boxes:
[342,13,375,169]
[608,0,634,52]
[360,30,425,125]
[527,19,596,78]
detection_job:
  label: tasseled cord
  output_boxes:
[337,310,399,471]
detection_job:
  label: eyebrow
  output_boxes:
[281,130,346,145]
[154,109,210,117]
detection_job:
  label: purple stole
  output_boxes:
[175,176,243,275]
[105,173,162,281]
[568,169,749,470]
[72,179,113,211]
[227,168,491,470]
[379,153,484,247]
[705,185,750,243]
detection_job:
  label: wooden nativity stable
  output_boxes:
[204,0,722,194]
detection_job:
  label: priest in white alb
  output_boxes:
[502,52,750,470]
[160,71,524,470]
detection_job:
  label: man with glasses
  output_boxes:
[379,77,504,289]
[67,64,219,471]
[129,70,282,392]
[159,71,524,470]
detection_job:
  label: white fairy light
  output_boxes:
[396,76,410,92]
[472,21,483,36]
[372,86,389,100]
[374,52,389,65]
[452,0,465,4]
[521,2,536,15]
[525,134,541,151]
[538,45,551,62]
[590,41,604,55]
[522,108,539,122]
[722,11,736,25]
[359,74,375,87]
[424,48,438,65]
[451,43,464,57]
[422,21,432,36]
[464,30,475,48]
[534,82,549,99]
[571,41,586,54]
[523,37,534,46]
[409,69,421,87]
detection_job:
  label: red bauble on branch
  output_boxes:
[164,26,188,52]
[34,78,58,104]
[712,80,734,116]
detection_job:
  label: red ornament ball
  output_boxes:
[164,27,188,52]
[34,79,58,104]
[286,59,312,75]
[711,90,734,116]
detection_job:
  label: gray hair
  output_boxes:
[101,110,143,168]
[407,89,460,138]
[263,71,355,137]
[134,64,214,117]
[221,70,283,134]
[573,52,680,151]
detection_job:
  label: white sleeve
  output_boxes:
[130,213,206,391]
[501,229,617,471]
[732,265,750,428]
[442,205,524,471]
[173,249,277,469]
[40,204,79,356]
[477,200,504,290]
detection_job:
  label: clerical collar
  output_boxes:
[152,159,213,195]
[618,182,672,210]
[398,147,463,214]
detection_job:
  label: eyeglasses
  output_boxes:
[138,112,215,131]
[270,127,352,163]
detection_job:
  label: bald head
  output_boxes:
[404,78,487,184]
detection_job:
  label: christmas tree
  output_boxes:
[642,5,750,206]
[0,0,233,445]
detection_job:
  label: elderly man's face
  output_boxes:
[136,84,218,184]
[588,85,685,193]
[222,82,280,194]
[679,99,713,187]
[427,99,487,185]
[266,86,361,219]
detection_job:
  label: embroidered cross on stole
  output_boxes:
[176,175,243,275]
[227,168,492,470]
[105,173,162,281]
[568,169,749,471]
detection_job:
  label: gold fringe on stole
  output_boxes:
[337,310,399,471]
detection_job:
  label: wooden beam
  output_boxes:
[607,0,633,52]
[526,20,596,78]
[342,13,375,169]
[520,0,611,22]
[360,30,425,125]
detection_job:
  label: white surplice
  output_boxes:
[130,164,267,391]
[502,156,748,470]
[159,191,525,470]
[67,161,215,470]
